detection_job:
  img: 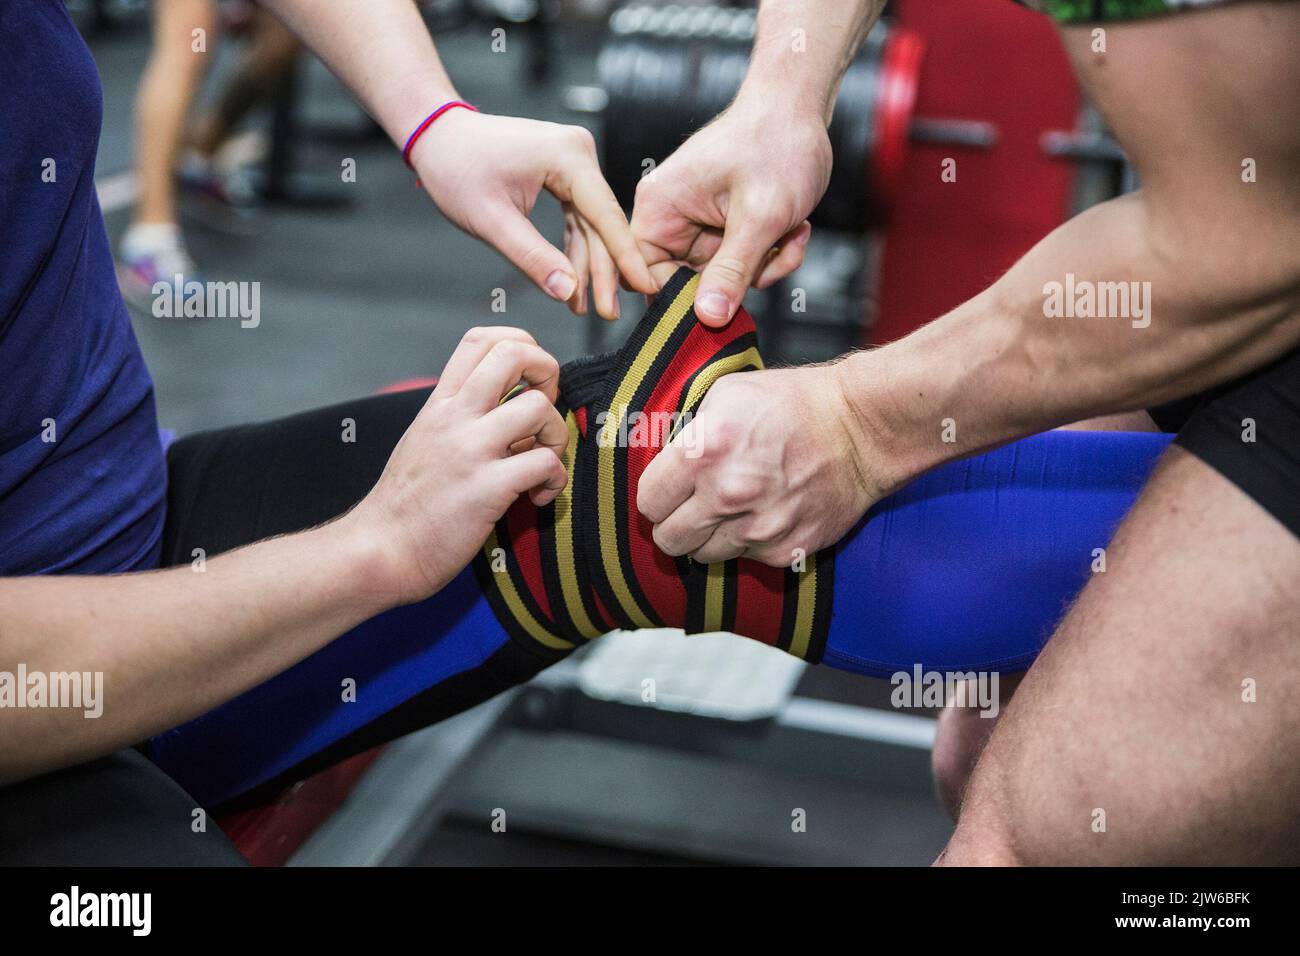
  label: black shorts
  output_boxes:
[1148,346,1300,538]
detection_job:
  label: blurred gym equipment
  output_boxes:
[227,634,948,866]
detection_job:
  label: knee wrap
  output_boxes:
[474,268,836,662]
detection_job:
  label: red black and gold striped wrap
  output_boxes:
[473,268,836,663]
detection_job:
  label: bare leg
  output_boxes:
[131,0,218,226]
[189,11,302,159]
[940,446,1300,865]
[932,672,1023,821]
[930,411,1157,820]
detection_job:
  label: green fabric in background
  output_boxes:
[1017,0,1228,23]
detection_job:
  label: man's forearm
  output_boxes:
[735,0,886,124]
[259,0,458,147]
[838,8,1300,495]
[839,190,1300,494]
[0,515,397,784]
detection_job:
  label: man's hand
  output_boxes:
[637,363,890,565]
[410,111,657,320]
[630,101,831,326]
[350,327,569,604]
[626,0,889,326]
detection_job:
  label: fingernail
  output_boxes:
[696,292,730,321]
[795,229,811,246]
[545,270,577,301]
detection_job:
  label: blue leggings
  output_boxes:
[147,388,1169,807]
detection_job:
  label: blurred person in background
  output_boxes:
[118,0,302,311]
[117,0,645,320]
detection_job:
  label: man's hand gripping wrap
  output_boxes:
[474,268,835,662]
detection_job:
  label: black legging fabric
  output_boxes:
[0,388,484,863]
[0,749,247,865]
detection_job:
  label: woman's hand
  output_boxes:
[349,327,569,604]
[408,110,658,320]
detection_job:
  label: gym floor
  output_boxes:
[85,13,952,866]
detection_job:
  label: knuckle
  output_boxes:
[699,414,743,455]
[712,473,761,511]
[518,388,552,415]
[740,185,790,217]
[753,211,790,238]
[747,187,788,215]
[746,515,787,546]
[632,176,659,208]
[707,256,752,288]
[517,243,555,277]
[546,413,572,439]
[467,326,533,347]
[748,546,786,569]
[652,524,682,556]
[490,338,525,363]
[694,433,726,465]
[566,124,597,154]
[635,490,657,521]
[488,338,517,364]
[697,543,733,565]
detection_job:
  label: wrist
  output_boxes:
[405,106,479,195]
[323,509,409,615]
[382,71,461,149]
[737,2,860,126]
[732,73,833,127]
[831,347,951,497]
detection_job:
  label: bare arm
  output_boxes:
[257,0,455,148]
[639,3,1300,566]
[258,0,655,315]
[839,6,1300,493]
[736,0,884,124]
[0,520,392,783]
[0,329,568,784]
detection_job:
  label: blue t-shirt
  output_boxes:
[0,0,166,575]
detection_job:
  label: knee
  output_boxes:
[941,800,1091,867]
[937,741,1081,867]
[937,818,1022,867]
[934,752,1028,866]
